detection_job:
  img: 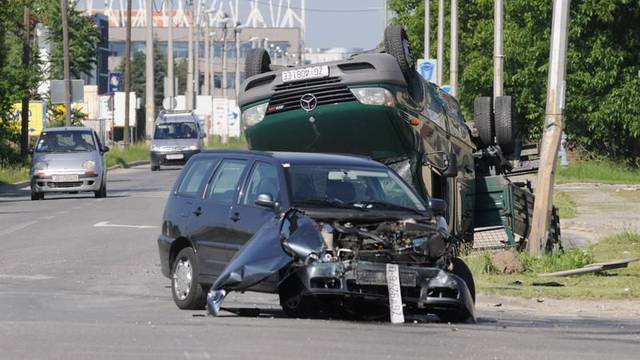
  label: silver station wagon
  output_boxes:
[30,127,109,200]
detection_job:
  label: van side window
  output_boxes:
[206,159,247,204]
[176,158,217,196]
[242,162,280,206]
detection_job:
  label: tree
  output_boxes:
[389,0,640,164]
[118,40,167,109]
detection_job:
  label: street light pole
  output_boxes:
[194,4,200,97]
[424,0,430,59]
[235,24,241,99]
[186,0,194,110]
[60,0,72,126]
[436,0,444,86]
[494,0,504,99]
[21,3,31,159]
[145,0,154,138]
[221,22,228,99]
[203,15,210,96]
[450,0,458,98]
[167,0,174,109]
[123,0,132,146]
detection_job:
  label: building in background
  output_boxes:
[302,47,364,65]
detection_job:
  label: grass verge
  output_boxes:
[0,164,29,185]
[206,136,248,150]
[553,191,577,219]
[464,232,640,299]
[105,143,149,168]
[556,160,640,184]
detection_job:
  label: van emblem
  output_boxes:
[300,93,317,112]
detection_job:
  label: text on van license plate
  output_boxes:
[282,66,329,83]
[53,174,79,182]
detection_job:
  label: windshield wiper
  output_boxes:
[349,201,425,215]
[295,198,363,210]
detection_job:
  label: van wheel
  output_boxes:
[31,191,43,200]
[473,97,494,147]
[171,247,207,310]
[384,25,415,82]
[151,164,160,171]
[495,95,517,154]
[245,48,272,79]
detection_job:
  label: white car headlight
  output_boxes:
[350,87,396,107]
[34,161,48,171]
[242,103,268,128]
[188,145,198,151]
[82,160,96,170]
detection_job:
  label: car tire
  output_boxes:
[151,164,160,171]
[384,25,415,82]
[474,96,494,147]
[171,247,207,310]
[450,257,476,304]
[278,277,316,318]
[245,48,271,79]
[494,95,517,154]
[31,191,43,200]
[94,180,107,198]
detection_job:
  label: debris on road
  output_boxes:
[532,281,564,287]
[537,257,640,277]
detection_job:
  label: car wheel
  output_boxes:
[31,191,42,200]
[245,48,271,79]
[171,247,207,310]
[151,164,160,171]
[278,278,316,318]
[384,25,415,82]
[94,181,107,198]
[473,96,494,148]
[494,95,517,154]
[450,257,476,304]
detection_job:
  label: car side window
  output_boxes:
[206,159,247,204]
[176,158,217,197]
[242,162,280,206]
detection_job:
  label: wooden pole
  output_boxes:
[529,0,571,257]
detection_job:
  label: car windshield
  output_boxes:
[35,131,96,153]
[154,122,198,139]
[288,165,426,212]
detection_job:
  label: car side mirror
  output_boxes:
[255,193,277,209]
[28,147,34,154]
[423,151,458,177]
[429,198,447,217]
[442,152,458,178]
[102,146,110,153]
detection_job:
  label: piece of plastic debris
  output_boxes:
[509,280,523,286]
[532,281,564,287]
[494,303,502,307]
[536,298,544,303]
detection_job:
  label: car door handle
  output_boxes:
[230,212,240,222]
[193,207,203,216]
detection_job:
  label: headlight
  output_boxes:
[82,160,96,170]
[34,162,48,171]
[242,103,268,128]
[188,145,198,151]
[350,87,396,107]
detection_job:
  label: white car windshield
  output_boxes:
[288,165,426,212]
[35,131,96,153]
[154,122,198,139]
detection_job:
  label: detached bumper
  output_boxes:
[31,174,102,193]
[150,150,200,166]
[289,261,475,320]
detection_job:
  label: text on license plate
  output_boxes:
[53,174,79,182]
[166,154,184,160]
[281,66,329,83]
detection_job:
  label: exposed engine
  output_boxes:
[316,218,451,265]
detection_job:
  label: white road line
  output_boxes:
[93,221,158,229]
[0,221,37,237]
[0,274,54,281]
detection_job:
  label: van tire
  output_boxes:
[245,48,272,79]
[384,25,415,82]
[474,97,494,147]
[495,96,517,154]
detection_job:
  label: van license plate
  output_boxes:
[282,66,329,83]
[53,175,79,182]
[166,154,184,160]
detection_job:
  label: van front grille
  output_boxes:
[267,77,357,114]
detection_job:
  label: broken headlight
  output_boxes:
[413,232,447,260]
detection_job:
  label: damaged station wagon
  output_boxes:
[158,151,475,322]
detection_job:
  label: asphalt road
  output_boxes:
[1,165,638,360]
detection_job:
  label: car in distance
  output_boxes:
[157,150,475,322]
[150,110,206,171]
[30,127,109,200]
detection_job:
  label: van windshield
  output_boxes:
[35,131,96,153]
[154,122,198,139]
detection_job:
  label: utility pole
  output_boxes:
[203,15,210,96]
[186,0,194,110]
[123,0,132,146]
[167,0,174,109]
[61,0,72,126]
[234,23,241,99]
[529,0,571,257]
[494,0,504,99]
[450,0,458,97]
[436,0,444,86]
[424,0,430,59]
[384,0,388,28]
[21,3,30,159]
[221,22,228,99]
[145,0,154,138]
[194,4,200,97]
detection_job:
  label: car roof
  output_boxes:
[41,127,93,132]
[199,150,386,168]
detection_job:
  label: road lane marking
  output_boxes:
[0,221,37,237]
[93,221,158,229]
[0,274,53,281]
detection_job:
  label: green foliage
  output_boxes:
[206,136,248,149]
[0,164,29,185]
[519,248,594,274]
[118,40,167,109]
[105,142,149,168]
[553,191,576,219]
[389,0,640,164]
[556,159,640,184]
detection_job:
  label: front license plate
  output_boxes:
[356,269,417,287]
[166,154,184,160]
[52,174,79,182]
[281,65,329,83]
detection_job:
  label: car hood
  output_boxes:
[32,152,97,170]
[151,139,199,148]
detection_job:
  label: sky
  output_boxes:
[78,0,386,49]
